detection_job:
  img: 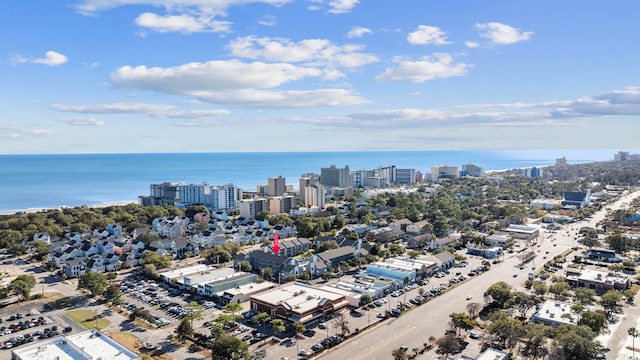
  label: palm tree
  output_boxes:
[629,327,640,359]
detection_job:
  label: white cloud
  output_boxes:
[474,22,533,45]
[161,109,230,118]
[407,25,450,45]
[328,0,359,14]
[347,26,372,38]
[51,102,176,114]
[257,15,277,26]
[59,117,105,126]
[109,60,368,108]
[227,36,378,67]
[11,51,68,66]
[0,124,54,138]
[192,88,369,108]
[328,87,640,131]
[73,0,293,15]
[134,12,231,33]
[111,60,322,92]
[51,102,231,118]
[376,53,469,83]
[465,41,480,48]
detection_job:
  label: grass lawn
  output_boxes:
[65,309,110,330]
[109,332,173,360]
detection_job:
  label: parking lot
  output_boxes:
[0,304,80,352]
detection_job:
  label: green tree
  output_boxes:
[487,310,521,350]
[271,319,286,337]
[202,245,232,264]
[261,267,273,281]
[184,301,205,328]
[573,287,596,305]
[523,322,549,359]
[31,240,50,261]
[292,321,306,339]
[142,252,172,269]
[506,292,540,321]
[435,333,461,358]
[223,302,243,316]
[209,334,250,360]
[10,278,33,302]
[318,240,340,252]
[600,290,623,317]
[552,325,598,360]
[143,263,157,278]
[532,281,548,297]
[449,312,476,336]
[579,310,608,335]
[104,285,124,306]
[77,271,108,297]
[484,281,513,308]
[548,282,570,299]
[175,318,194,343]
[392,347,408,360]
[253,312,271,333]
[284,274,296,282]
[359,294,373,307]
[185,205,209,218]
[238,260,252,272]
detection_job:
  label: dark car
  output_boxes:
[63,327,73,333]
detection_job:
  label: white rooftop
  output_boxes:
[218,281,275,297]
[530,299,576,327]
[251,282,345,314]
[12,330,140,360]
[157,263,212,279]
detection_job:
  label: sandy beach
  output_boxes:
[0,200,138,216]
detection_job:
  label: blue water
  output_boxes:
[0,150,625,213]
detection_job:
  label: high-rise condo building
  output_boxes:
[147,182,242,211]
[239,198,268,219]
[320,165,352,188]
[268,176,286,197]
[460,164,485,177]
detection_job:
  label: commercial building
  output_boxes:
[249,282,350,324]
[268,176,286,197]
[269,195,297,215]
[395,168,416,184]
[239,198,268,220]
[565,267,629,292]
[523,167,544,178]
[143,182,242,211]
[430,165,459,179]
[11,329,139,360]
[460,163,485,177]
[530,300,577,327]
[215,280,276,304]
[320,165,352,188]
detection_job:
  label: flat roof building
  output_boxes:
[530,300,577,327]
[250,282,349,324]
[12,329,139,360]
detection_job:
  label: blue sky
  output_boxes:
[1,0,640,154]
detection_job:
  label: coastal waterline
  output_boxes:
[0,149,621,213]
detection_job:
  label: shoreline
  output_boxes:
[0,200,138,216]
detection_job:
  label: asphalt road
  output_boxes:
[317,189,640,360]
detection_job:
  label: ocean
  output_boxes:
[0,149,625,214]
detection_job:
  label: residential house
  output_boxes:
[86,259,106,274]
[406,220,430,234]
[33,232,51,245]
[97,241,115,255]
[428,236,459,251]
[64,259,87,278]
[389,219,413,232]
[106,223,123,235]
[315,247,356,270]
